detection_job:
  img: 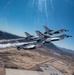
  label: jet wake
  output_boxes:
[0,42,25,48]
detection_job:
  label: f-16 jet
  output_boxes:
[17,41,42,50]
[44,26,69,35]
[42,34,72,44]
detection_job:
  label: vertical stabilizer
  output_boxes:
[43,26,53,32]
[35,31,44,38]
[24,32,31,37]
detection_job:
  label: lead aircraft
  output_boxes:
[44,26,69,35]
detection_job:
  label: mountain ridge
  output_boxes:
[0,30,23,40]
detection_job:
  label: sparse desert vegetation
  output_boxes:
[0,47,74,75]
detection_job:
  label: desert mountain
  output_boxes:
[0,30,22,40]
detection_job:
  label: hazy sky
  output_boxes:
[0,0,74,50]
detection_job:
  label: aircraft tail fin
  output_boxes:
[35,30,44,38]
[24,32,31,37]
[43,26,53,32]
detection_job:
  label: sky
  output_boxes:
[0,0,74,50]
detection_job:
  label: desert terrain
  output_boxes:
[0,46,74,75]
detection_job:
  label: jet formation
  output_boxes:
[0,26,72,50]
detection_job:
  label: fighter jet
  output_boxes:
[42,34,72,44]
[24,32,40,42]
[17,43,36,50]
[16,41,43,50]
[44,26,69,35]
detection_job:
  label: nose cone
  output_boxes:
[65,30,69,32]
[67,35,72,38]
